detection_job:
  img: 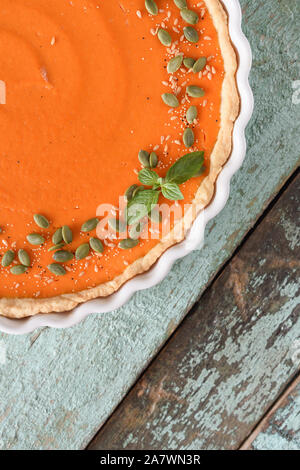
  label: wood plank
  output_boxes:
[241,375,300,450]
[0,0,300,450]
[89,174,300,450]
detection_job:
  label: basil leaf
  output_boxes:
[127,189,159,225]
[138,169,159,186]
[161,183,184,201]
[166,151,204,184]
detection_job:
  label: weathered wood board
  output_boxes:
[89,175,300,450]
[242,375,300,450]
[0,0,299,450]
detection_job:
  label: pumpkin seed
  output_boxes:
[149,207,162,223]
[10,265,27,275]
[2,250,15,267]
[52,227,63,244]
[81,218,99,233]
[145,0,158,15]
[158,28,172,47]
[186,85,205,98]
[132,185,145,198]
[149,152,158,169]
[138,150,150,168]
[173,0,187,8]
[18,249,31,267]
[183,128,195,148]
[75,243,90,260]
[161,93,179,108]
[125,184,139,202]
[183,26,199,43]
[129,221,146,240]
[180,8,199,25]
[48,263,66,276]
[186,105,198,124]
[183,57,196,69]
[167,55,183,74]
[118,238,139,250]
[62,225,73,244]
[89,237,104,253]
[193,165,206,177]
[193,57,207,73]
[53,250,74,263]
[34,213,49,229]
[48,242,65,252]
[108,218,127,233]
[27,233,45,245]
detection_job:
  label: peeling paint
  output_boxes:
[88,174,300,451]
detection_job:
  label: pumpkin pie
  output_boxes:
[0,0,239,318]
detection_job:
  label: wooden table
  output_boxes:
[0,0,299,450]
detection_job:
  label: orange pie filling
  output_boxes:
[0,0,225,300]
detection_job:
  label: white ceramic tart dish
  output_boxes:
[0,0,253,333]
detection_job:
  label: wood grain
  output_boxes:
[241,374,300,450]
[89,174,300,450]
[0,0,299,450]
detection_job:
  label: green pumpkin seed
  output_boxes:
[183,128,195,148]
[52,227,63,245]
[186,105,198,124]
[173,0,187,8]
[125,184,139,202]
[10,265,27,275]
[18,249,31,267]
[183,26,199,43]
[48,242,65,252]
[183,57,196,69]
[118,238,139,250]
[128,221,146,240]
[75,243,90,260]
[149,207,162,223]
[62,225,73,244]
[161,93,179,108]
[2,250,15,267]
[89,237,104,253]
[145,0,158,15]
[193,165,206,177]
[186,85,205,98]
[149,152,158,169]
[34,214,49,229]
[132,185,145,199]
[138,150,150,168]
[158,29,172,47]
[193,57,207,73]
[81,218,99,233]
[167,55,183,74]
[53,250,74,263]
[180,8,199,25]
[108,218,127,233]
[27,233,45,245]
[48,263,66,276]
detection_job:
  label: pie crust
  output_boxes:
[0,0,239,318]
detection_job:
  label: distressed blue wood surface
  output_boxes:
[0,0,299,450]
[89,175,300,450]
[250,378,300,450]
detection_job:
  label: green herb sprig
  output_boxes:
[127,151,204,225]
